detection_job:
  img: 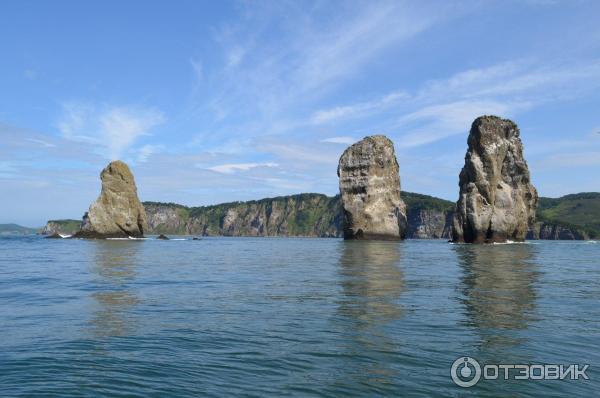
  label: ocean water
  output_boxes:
[0,236,598,397]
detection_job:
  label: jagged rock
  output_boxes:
[156,234,169,240]
[452,116,538,243]
[337,135,407,240]
[74,160,148,239]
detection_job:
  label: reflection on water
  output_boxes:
[336,240,404,388]
[338,240,404,324]
[89,241,142,337]
[455,243,539,347]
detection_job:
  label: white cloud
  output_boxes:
[395,100,532,148]
[201,1,455,133]
[207,162,279,174]
[311,91,408,124]
[100,108,164,160]
[320,136,356,145]
[25,138,56,148]
[58,103,165,160]
[136,144,164,163]
[418,60,600,102]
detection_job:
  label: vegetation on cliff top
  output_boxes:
[42,191,599,239]
[536,193,600,238]
[402,192,455,213]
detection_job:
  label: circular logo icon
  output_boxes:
[451,357,481,388]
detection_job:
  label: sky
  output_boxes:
[1,0,599,227]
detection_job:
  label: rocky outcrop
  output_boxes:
[453,116,538,243]
[74,161,148,239]
[337,135,407,240]
[40,220,80,235]
[527,222,589,240]
[407,209,452,239]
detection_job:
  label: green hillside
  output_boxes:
[0,223,38,235]
[537,193,600,238]
[42,219,82,235]
[402,192,455,212]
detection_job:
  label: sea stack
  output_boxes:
[337,135,407,240]
[74,160,148,239]
[452,116,538,243]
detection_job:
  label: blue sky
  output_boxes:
[1,0,599,226]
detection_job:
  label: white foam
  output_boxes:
[492,240,529,245]
[59,234,72,239]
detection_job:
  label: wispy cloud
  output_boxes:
[394,100,533,148]
[25,138,56,148]
[311,91,408,125]
[309,59,600,149]
[194,1,456,140]
[207,162,279,174]
[320,136,356,145]
[136,144,164,163]
[58,102,165,160]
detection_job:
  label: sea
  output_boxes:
[1,235,598,397]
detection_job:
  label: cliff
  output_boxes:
[42,192,597,240]
[143,192,453,239]
[535,193,600,239]
[527,222,589,240]
[40,219,81,235]
[146,194,342,237]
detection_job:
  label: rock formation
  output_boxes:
[40,219,80,236]
[337,135,407,240]
[527,222,588,240]
[407,209,453,239]
[452,116,538,243]
[74,160,148,238]
[49,192,591,240]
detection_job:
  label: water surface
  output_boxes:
[1,236,598,396]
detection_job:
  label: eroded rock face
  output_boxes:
[337,135,407,240]
[74,161,148,238]
[452,116,538,243]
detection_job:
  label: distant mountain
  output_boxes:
[0,223,38,235]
